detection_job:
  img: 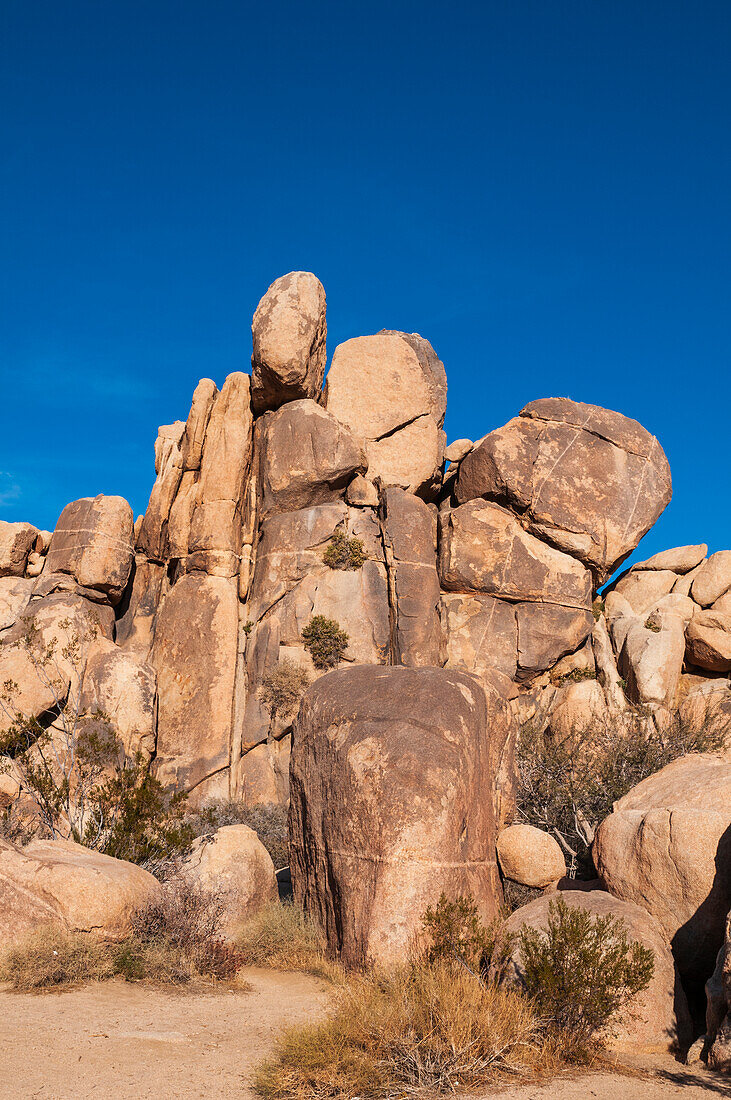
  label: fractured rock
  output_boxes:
[0,521,40,577]
[44,495,135,604]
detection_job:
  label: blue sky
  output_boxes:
[1,1,729,576]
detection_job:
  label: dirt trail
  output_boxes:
[0,971,728,1099]
[0,968,328,1099]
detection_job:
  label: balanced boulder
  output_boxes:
[496,824,566,888]
[251,271,327,414]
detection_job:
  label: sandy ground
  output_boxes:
[0,972,728,1099]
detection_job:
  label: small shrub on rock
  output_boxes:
[322,530,366,571]
[258,659,310,725]
[301,616,348,669]
[422,892,512,976]
[518,896,654,1056]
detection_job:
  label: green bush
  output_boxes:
[258,659,310,725]
[322,530,366,571]
[518,896,654,1055]
[422,893,514,978]
[301,616,348,669]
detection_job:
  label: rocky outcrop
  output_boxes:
[455,398,671,583]
[0,521,40,578]
[42,495,135,604]
[0,836,160,944]
[177,824,277,937]
[593,753,731,988]
[251,272,327,414]
[501,891,691,1051]
[290,665,510,968]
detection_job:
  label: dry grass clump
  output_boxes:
[236,900,340,981]
[0,925,115,991]
[255,960,553,1099]
[1,880,249,992]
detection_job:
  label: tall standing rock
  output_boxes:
[150,572,239,803]
[289,665,511,968]
[251,272,327,415]
[455,398,672,582]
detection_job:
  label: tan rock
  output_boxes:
[0,521,40,577]
[136,421,185,561]
[251,272,326,415]
[497,824,565,887]
[708,909,731,1071]
[593,753,731,986]
[548,679,608,742]
[380,488,442,666]
[516,602,595,678]
[632,544,707,573]
[591,615,629,711]
[618,616,686,708]
[438,500,592,609]
[692,551,731,607]
[80,641,157,760]
[714,592,731,615]
[0,836,159,944]
[177,825,277,936]
[187,373,254,572]
[345,475,379,507]
[114,557,165,658]
[151,573,238,799]
[501,891,691,1051]
[44,495,135,604]
[455,399,672,581]
[257,399,366,520]
[0,576,34,632]
[610,569,677,616]
[325,332,446,439]
[180,378,217,471]
[686,611,731,672]
[366,414,446,495]
[441,593,518,683]
[445,438,473,463]
[235,742,281,806]
[290,666,510,968]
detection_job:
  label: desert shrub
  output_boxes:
[301,616,348,670]
[644,618,661,633]
[502,880,544,914]
[255,959,552,1098]
[0,925,115,990]
[421,893,513,977]
[592,598,605,622]
[516,708,728,876]
[185,799,289,869]
[131,877,244,980]
[518,896,654,1057]
[258,660,310,725]
[236,900,339,981]
[322,531,366,571]
[550,666,596,687]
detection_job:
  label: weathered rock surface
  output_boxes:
[594,753,731,986]
[632,545,707,574]
[43,495,134,603]
[79,642,157,760]
[0,576,34,632]
[0,836,159,944]
[686,611,731,672]
[707,908,731,1071]
[256,399,366,520]
[380,488,442,666]
[251,272,327,414]
[0,521,39,577]
[177,824,277,936]
[691,551,731,608]
[290,665,510,968]
[455,399,671,581]
[496,824,566,887]
[441,593,518,683]
[501,891,691,1050]
[151,573,238,802]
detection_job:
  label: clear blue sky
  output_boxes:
[1,1,729,576]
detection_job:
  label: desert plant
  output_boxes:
[421,893,513,978]
[184,799,289,868]
[550,666,597,687]
[644,618,662,633]
[258,660,310,726]
[301,616,348,670]
[0,619,193,862]
[322,530,366,571]
[592,598,605,622]
[0,925,115,990]
[516,707,728,876]
[236,900,339,981]
[518,896,654,1056]
[255,959,552,1098]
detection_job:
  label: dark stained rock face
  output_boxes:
[456,398,672,582]
[289,665,511,968]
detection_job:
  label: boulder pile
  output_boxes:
[2,270,730,1054]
